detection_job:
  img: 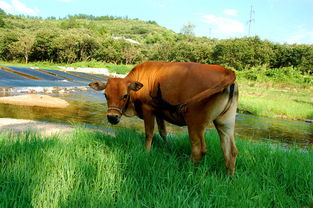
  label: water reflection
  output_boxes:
[0,89,312,148]
[0,66,108,87]
[235,114,312,147]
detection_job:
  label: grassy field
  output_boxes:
[0,128,312,208]
[238,81,313,120]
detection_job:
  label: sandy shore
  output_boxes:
[0,94,70,108]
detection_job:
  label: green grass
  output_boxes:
[0,128,312,207]
[103,63,134,74]
[0,61,61,70]
[238,81,313,120]
[0,61,134,75]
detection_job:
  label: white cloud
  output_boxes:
[157,4,165,8]
[0,0,39,15]
[56,0,72,2]
[223,9,238,16]
[286,30,313,44]
[201,14,244,36]
[0,1,13,12]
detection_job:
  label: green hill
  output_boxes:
[0,13,312,75]
[2,14,177,44]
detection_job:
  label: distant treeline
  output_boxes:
[0,12,312,74]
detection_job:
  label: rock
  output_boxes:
[79,87,88,91]
[44,89,53,94]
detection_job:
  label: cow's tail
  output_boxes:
[178,82,236,113]
[219,82,238,116]
[182,68,236,107]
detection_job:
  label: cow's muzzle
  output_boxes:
[107,114,120,125]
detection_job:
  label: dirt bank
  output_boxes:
[0,94,69,108]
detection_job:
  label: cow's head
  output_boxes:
[89,78,143,125]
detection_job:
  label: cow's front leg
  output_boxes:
[143,106,155,152]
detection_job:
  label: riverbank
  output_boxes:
[1,61,312,121]
[238,80,313,121]
[0,94,69,108]
[0,127,312,207]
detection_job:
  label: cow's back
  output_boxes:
[127,61,236,105]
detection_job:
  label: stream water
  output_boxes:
[0,66,312,148]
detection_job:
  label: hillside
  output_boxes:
[0,13,313,76]
[3,15,176,43]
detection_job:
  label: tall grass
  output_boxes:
[104,63,134,74]
[233,65,313,120]
[238,81,313,120]
[0,128,312,207]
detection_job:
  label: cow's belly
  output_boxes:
[155,110,186,126]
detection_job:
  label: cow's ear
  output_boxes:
[89,81,107,91]
[129,81,143,91]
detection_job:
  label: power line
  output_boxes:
[247,5,255,36]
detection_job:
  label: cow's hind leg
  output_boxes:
[213,108,238,176]
[187,123,207,162]
[156,116,167,141]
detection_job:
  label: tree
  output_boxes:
[0,8,5,15]
[31,29,60,62]
[122,43,142,64]
[11,32,35,63]
[0,31,18,61]
[180,22,195,36]
[0,8,6,27]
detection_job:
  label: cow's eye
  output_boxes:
[122,94,128,100]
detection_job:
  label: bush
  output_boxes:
[236,66,313,85]
[95,37,143,64]
[212,37,274,70]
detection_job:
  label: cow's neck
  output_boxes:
[122,96,137,117]
[121,76,138,117]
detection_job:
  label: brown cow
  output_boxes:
[89,61,238,175]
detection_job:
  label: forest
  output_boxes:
[0,11,313,75]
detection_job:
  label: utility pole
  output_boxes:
[209,28,212,38]
[247,5,255,36]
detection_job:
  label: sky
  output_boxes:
[0,0,312,44]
